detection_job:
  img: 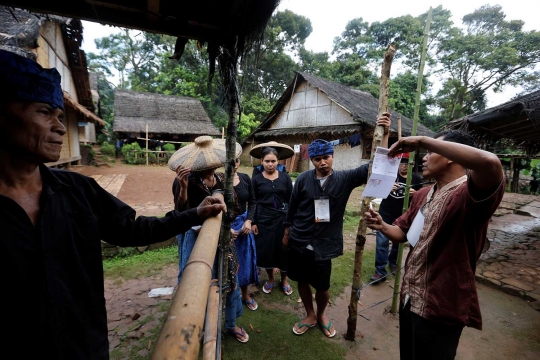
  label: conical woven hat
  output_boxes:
[249,141,294,160]
[168,136,242,172]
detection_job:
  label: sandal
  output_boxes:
[262,281,275,294]
[292,321,316,335]
[242,297,258,311]
[226,327,249,343]
[319,320,337,338]
[281,283,293,296]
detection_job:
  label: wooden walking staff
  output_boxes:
[345,43,396,340]
[390,7,432,314]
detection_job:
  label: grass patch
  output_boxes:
[103,245,177,279]
[222,305,347,360]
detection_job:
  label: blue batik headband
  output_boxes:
[0,49,64,110]
[308,139,334,158]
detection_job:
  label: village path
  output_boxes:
[70,163,540,359]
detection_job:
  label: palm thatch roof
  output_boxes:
[113,90,220,137]
[247,72,434,141]
[445,90,540,155]
[0,7,100,123]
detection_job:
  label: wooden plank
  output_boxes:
[106,174,128,197]
[90,175,103,182]
[96,174,116,189]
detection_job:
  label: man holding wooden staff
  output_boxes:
[283,113,391,338]
[365,130,504,360]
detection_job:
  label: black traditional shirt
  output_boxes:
[285,164,368,261]
[0,165,200,360]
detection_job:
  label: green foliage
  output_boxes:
[121,143,146,165]
[100,142,116,157]
[236,113,260,142]
[162,143,175,152]
[96,133,108,145]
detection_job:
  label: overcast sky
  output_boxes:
[80,0,539,107]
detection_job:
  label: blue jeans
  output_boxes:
[375,231,398,276]
[177,231,242,329]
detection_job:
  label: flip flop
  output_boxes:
[292,321,316,335]
[242,297,258,311]
[262,281,275,294]
[281,283,293,296]
[226,327,249,343]
[319,320,337,338]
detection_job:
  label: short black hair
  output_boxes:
[433,130,475,147]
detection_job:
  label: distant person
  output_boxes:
[365,130,504,360]
[283,113,391,338]
[0,49,226,359]
[370,152,423,283]
[530,176,538,195]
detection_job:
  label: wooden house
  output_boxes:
[0,7,104,166]
[112,90,221,147]
[242,72,434,172]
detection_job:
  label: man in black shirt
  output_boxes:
[0,49,225,359]
[370,153,423,283]
[283,113,391,338]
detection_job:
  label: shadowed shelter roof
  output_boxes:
[246,72,434,142]
[113,90,220,136]
[0,1,280,47]
[445,90,540,156]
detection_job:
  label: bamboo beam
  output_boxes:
[391,8,432,314]
[346,43,396,340]
[202,279,220,360]
[150,192,223,360]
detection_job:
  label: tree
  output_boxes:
[435,5,540,119]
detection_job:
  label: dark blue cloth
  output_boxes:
[308,139,334,158]
[232,211,260,288]
[349,133,361,147]
[0,49,64,109]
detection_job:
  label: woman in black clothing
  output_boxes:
[251,147,294,296]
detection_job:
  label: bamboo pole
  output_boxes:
[151,192,224,360]
[145,122,149,167]
[203,279,220,360]
[390,7,432,314]
[346,43,396,340]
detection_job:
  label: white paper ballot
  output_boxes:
[362,147,402,198]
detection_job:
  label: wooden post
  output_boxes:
[151,193,223,359]
[346,43,396,340]
[390,7,432,314]
[145,123,149,167]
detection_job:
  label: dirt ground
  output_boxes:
[71,163,540,359]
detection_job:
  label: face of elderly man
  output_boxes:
[0,102,66,163]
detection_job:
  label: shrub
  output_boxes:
[100,142,116,157]
[121,143,146,164]
[163,143,175,152]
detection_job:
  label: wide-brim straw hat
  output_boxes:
[249,141,294,160]
[167,135,242,172]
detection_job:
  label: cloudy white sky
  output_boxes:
[81,0,539,107]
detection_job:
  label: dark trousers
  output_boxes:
[399,302,464,360]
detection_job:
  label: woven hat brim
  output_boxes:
[249,142,294,160]
[168,140,242,172]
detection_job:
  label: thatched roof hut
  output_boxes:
[247,72,434,143]
[242,72,434,172]
[445,90,540,156]
[0,7,103,125]
[113,90,220,141]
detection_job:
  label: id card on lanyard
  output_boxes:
[314,196,330,222]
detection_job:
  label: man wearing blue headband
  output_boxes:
[0,49,226,360]
[284,112,391,338]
